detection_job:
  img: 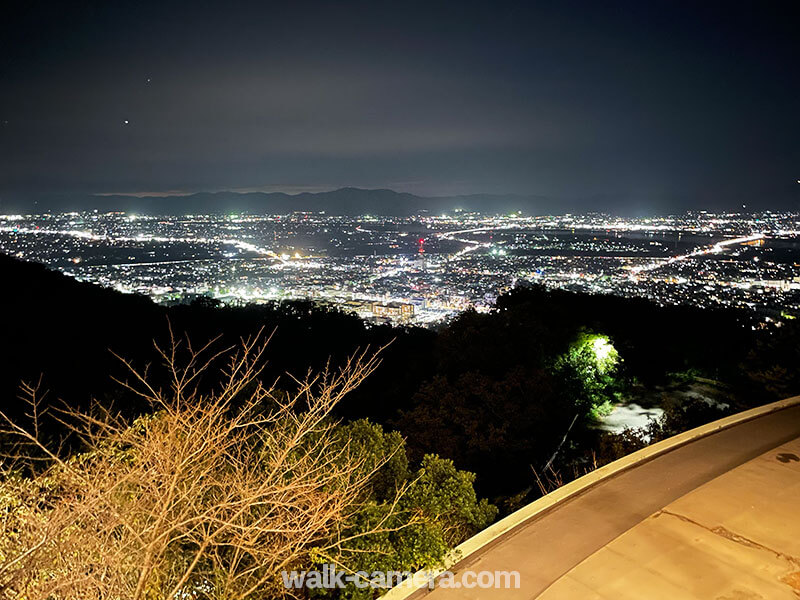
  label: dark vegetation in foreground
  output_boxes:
[1,336,498,599]
[2,252,797,509]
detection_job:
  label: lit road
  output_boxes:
[630,232,765,275]
[438,225,516,259]
[0,224,294,265]
[437,225,767,270]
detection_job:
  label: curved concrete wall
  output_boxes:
[384,395,800,599]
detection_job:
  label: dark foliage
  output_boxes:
[1,253,788,501]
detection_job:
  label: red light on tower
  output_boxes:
[418,238,425,253]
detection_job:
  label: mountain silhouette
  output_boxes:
[1,187,556,215]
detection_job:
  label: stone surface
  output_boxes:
[538,438,800,599]
[406,405,800,600]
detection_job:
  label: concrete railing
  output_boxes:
[383,394,800,599]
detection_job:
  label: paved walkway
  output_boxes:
[412,403,800,600]
[539,436,800,599]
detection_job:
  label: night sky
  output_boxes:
[1,0,798,213]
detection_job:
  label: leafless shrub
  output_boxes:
[532,451,598,496]
[0,330,414,600]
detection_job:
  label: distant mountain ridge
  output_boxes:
[0,187,557,216]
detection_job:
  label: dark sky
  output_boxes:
[1,0,798,212]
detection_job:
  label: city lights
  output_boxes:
[2,209,799,326]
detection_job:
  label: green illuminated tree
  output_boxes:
[553,331,622,414]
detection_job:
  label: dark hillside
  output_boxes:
[3,252,787,500]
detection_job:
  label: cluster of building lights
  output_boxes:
[2,210,800,326]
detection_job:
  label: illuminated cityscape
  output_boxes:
[3,0,800,597]
[4,209,800,326]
